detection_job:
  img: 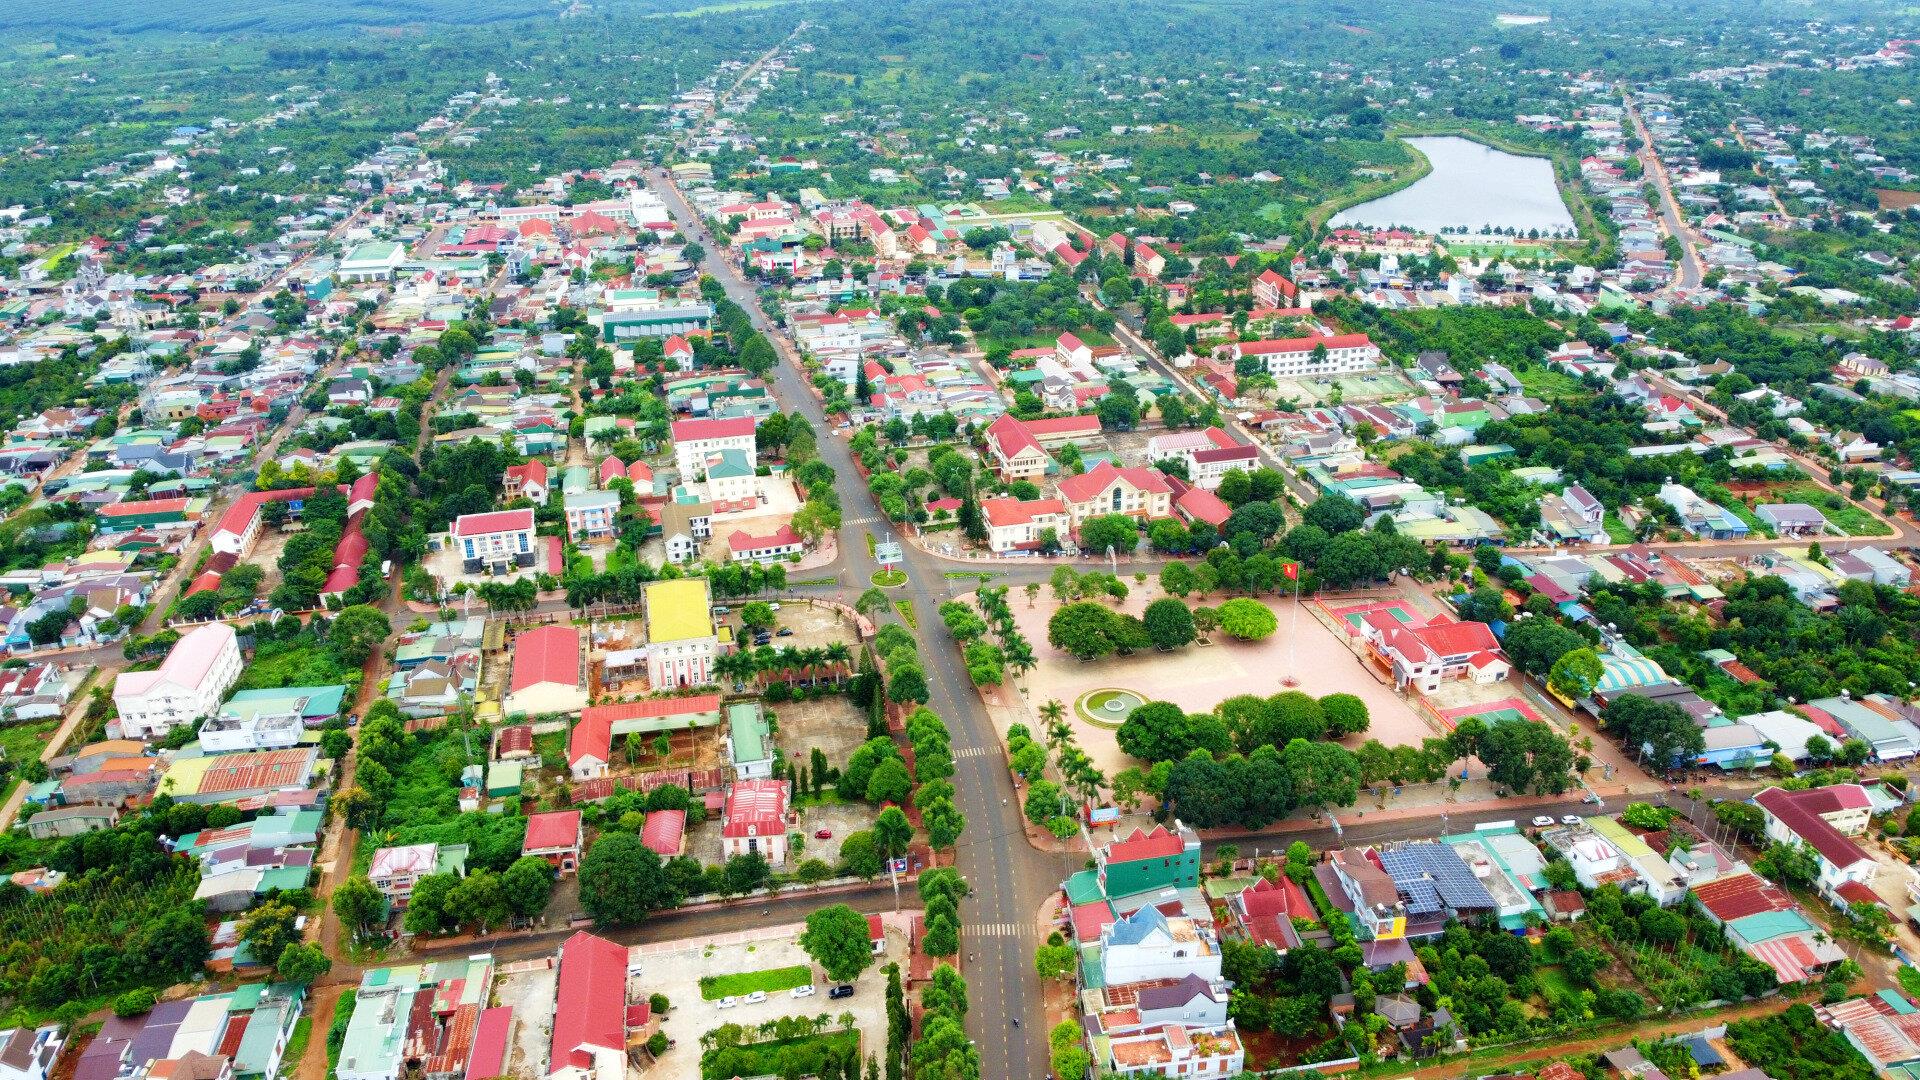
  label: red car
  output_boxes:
[814,829,833,840]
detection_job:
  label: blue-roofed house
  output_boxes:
[1099,903,1222,987]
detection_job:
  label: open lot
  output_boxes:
[1003,586,1438,777]
[1282,368,1417,404]
[683,794,875,867]
[621,917,904,1077]
[771,694,868,769]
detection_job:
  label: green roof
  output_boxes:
[705,448,754,480]
[485,761,522,794]
[222,685,347,723]
[728,702,769,764]
[1727,909,1813,944]
[1064,869,1105,906]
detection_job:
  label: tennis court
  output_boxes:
[1439,696,1542,727]
[1322,599,1422,636]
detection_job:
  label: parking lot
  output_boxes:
[625,917,904,1077]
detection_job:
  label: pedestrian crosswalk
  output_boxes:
[954,745,993,760]
[963,921,1049,939]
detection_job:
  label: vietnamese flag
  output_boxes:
[1283,562,1299,581]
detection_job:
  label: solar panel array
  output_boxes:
[1375,843,1496,916]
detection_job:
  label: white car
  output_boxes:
[1561,815,1583,826]
[1531,815,1556,828]
[790,985,817,999]
[744,991,768,1005]
[717,997,738,1010]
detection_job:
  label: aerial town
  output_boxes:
[3,3,1920,1080]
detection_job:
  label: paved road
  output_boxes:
[1626,96,1705,291]
[648,170,1077,1078]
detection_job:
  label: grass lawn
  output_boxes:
[1602,513,1637,544]
[0,718,60,801]
[698,965,813,1000]
[277,1017,312,1080]
[893,599,918,629]
[701,1029,860,1080]
[976,325,1113,353]
[871,568,907,588]
[1751,482,1894,537]
[1516,366,1584,398]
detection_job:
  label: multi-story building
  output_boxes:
[1143,427,1258,489]
[981,497,1069,553]
[1752,785,1877,903]
[1222,332,1380,379]
[563,490,619,543]
[451,508,538,573]
[644,578,716,689]
[113,622,243,739]
[669,416,756,480]
[366,842,469,907]
[721,778,790,865]
[1059,462,1173,530]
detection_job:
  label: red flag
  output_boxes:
[1283,562,1299,581]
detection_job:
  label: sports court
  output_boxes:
[1437,696,1543,729]
[1322,598,1422,635]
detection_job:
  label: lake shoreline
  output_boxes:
[1330,133,1579,239]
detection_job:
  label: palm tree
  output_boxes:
[823,641,852,680]
[1003,638,1037,677]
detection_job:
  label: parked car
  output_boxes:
[790,985,816,999]
[717,997,738,1009]
[1531,815,1556,828]
[814,829,832,839]
[744,991,767,1005]
[776,627,794,637]
[828,985,855,1000]
[1561,814,1583,826]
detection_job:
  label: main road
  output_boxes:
[1626,95,1705,291]
[647,171,1077,1078]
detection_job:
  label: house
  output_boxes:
[728,524,805,563]
[1100,904,1222,987]
[367,842,469,907]
[200,685,348,752]
[1252,268,1299,309]
[1359,612,1506,694]
[1227,875,1308,951]
[725,701,774,779]
[334,956,495,1080]
[0,1027,62,1080]
[547,932,639,1080]
[451,508,538,573]
[113,622,244,739]
[566,695,721,779]
[523,810,584,875]
[721,778,790,866]
[1098,1024,1242,1078]
[1754,503,1830,537]
[0,662,77,721]
[1752,785,1877,903]
[980,496,1069,553]
[504,461,549,503]
[1096,823,1200,899]
[1144,427,1257,490]
[668,416,756,480]
[1221,333,1380,378]
[644,578,716,689]
[75,984,306,1080]
[982,413,1054,482]
[505,625,586,717]
[564,490,620,543]
[25,805,119,839]
[1656,483,1749,540]
[1059,462,1173,530]
[1371,842,1499,933]
[1538,485,1608,544]
[640,809,686,858]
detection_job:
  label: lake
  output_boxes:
[1332,135,1577,239]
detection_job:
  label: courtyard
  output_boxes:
[1000,586,1440,777]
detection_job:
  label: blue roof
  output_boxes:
[1375,843,1495,916]
[1106,904,1169,946]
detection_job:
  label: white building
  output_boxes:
[1143,426,1258,489]
[1222,332,1380,378]
[1752,785,1878,902]
[112,623,243,739]
[981,496,1069,553]
[1099,905,1222,988]
[0,1026,63,1080]
[668,416,756,480]
[451,508,537,573]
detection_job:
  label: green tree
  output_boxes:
[874,805,913,858]
[1216,598,1277,640]
[327,604,392,665]
[1142,598,1196,650]
[502,854,558,917]
[1320,693,1369,736]
[331,875,385,936]
[1548,647,1605,701]
[238,900,300,969]
[579,833,674,924]
[1078,514,1139,555]
[276,943,333,985]
[802,904,879,983]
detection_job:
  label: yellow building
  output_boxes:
[644,578,717,689]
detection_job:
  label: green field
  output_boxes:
[1516,366,1584,398]
[698,965,814,1000]
[1753,482,1895,537]
[0,718,60,802]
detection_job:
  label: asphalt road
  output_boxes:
[1627,97,1705,291]
[647,171,1078,1078]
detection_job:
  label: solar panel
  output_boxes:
[1375,843,1496,916]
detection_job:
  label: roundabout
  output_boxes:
[1075,687,1145,728]
[870,568,908,588]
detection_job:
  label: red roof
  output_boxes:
[640,809,686,856]
[984,413,1044,462]
[598,456,626,485]
[867,913,885,943]
[722,779,789,838]
[452,507,535,538]
[570,695,722,767]
[663,334,693,357]
[506,460,548,490]
[1753,785,1873,871]
[1410,620,1499,659]
[1232,332,1374,357]
[1058,462,1172,504]
[524,809,582,854]
[1836,879,1884,907]
[100,497,192,517]
[1022,414,1102,439]
[1255,268,1298,299]
[1691,872,1795,923]
[728,525,802,552]
[981,497,1065,528]
[1057,331,1087,353]
[1174,487,1231,528]
[496,726,533,755]
[551,932,627,1070]
[669,416,755,442]
[466,1007,512,1080]
[1104,826,1186,865]
[213,487,316,544]
[509,625,580,693]
[186,570,224,596]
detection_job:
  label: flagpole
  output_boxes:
[1285,562,1300,686]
